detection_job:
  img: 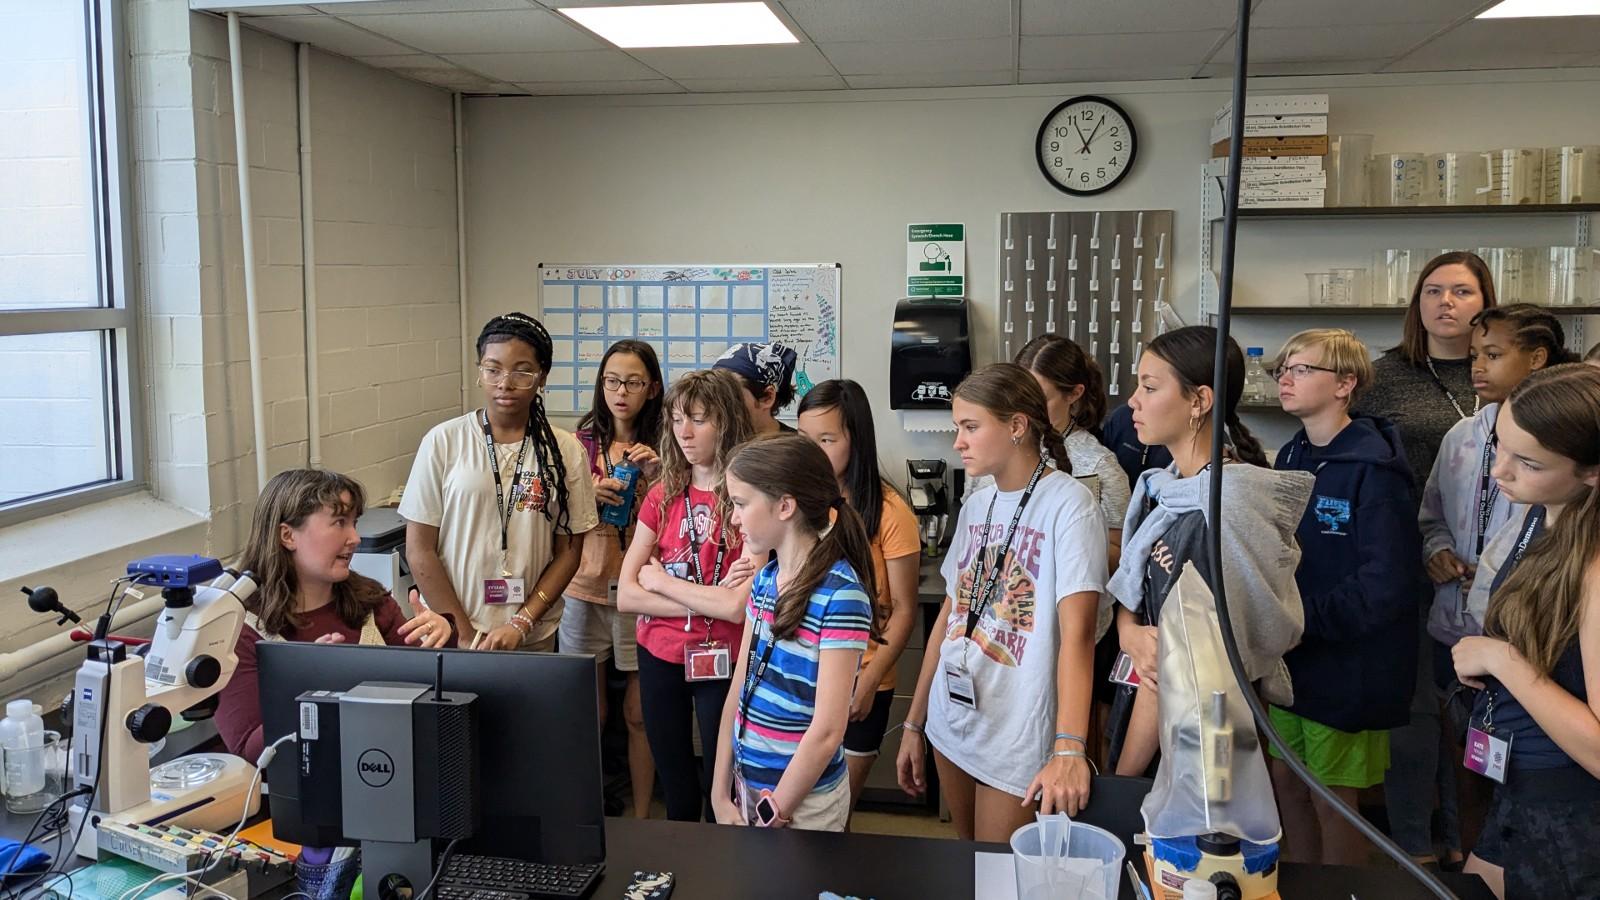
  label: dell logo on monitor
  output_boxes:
[357,748,395,787]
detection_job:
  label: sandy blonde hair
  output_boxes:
[1271,328,1375,407]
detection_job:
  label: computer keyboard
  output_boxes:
[438,853,603,900]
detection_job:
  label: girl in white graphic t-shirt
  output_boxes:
[896,363,1108,842]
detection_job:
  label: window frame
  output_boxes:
[0,0,144,527]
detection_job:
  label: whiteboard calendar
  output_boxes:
[537,264,842,415]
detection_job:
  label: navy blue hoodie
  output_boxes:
[1275,415,1423,733]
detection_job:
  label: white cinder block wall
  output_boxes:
[165,8,463,554]
[0,0,460,684]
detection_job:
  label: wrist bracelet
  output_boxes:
[535,588,551,608]
[1053,732,1087,746]
[507,616,531,637]
[1053,749,1086,758]
[901,721,925,735]
[512,609,536,628]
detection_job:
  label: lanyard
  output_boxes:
[964,459,1048,638]
[1474,429,1500,556]
[1425,358,1478,421]
[1505,505,1545,570]
[736,590,779,749]
[480,410,531,554]
[681,488,728,587]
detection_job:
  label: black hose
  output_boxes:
[1206,0,1456,895]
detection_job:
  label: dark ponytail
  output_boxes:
[477,313,573,533]
[726,436,882,643]
[952,364,1071,473]
[1015,334,1108,432]
[1146,326,1268,468]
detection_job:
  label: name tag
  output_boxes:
[1465,726,1511,783]
[945,660,977,710]
[685,640,731,681]
[484,577,525,606]
[1109,651,1142,687]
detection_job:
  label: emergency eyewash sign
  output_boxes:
[907,223,965,297]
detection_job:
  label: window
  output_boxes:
[0,0,138,523]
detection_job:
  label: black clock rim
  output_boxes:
[1034,94,1139,196]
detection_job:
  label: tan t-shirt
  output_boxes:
[862,490,922,693]
[399,411,597,644]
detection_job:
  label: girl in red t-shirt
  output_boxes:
[619,369,759,821]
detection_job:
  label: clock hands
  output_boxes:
[1082,115,1106,152]
[1072,118,1091,154]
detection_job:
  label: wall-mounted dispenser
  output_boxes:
[890,297,971,410]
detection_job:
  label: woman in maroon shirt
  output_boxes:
[217,469,454,761]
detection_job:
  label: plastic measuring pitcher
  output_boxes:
[1010,813,1125,900]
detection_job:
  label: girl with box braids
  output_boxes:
[476,313,572,535]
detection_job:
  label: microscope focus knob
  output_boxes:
[126,703,172,743]
[186,655,221,689]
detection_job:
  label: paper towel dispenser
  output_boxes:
[890,297,971,410]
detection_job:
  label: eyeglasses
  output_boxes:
[477,366,540,390]
[1271,363,1339,383]
[602,376,650,395]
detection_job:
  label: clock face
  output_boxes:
[1036,96,1138,195]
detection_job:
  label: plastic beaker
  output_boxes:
[1011,815,1125,900]
[2,730,64,814]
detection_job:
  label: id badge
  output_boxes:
[484,576,525,606]
[1109,651,1142,687]
[685,640,731,681]
[732,767,751,823]
[1465,727,1512,783]
[944,659,977,710]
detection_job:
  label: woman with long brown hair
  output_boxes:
[896,363,1107,842]
[1360,250,1498,869]
[1452,364,1600,899]
[216,469,453,761]
[618,368,758,822]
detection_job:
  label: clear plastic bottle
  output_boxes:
[1243,347,1269,404]
[0,698,45,796]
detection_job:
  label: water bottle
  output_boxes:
[1243,347,1269,404]
[600,452,641,528]
[0,699,45,796]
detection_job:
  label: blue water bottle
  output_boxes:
[600,452,640,528]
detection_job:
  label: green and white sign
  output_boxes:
[907,223,965,297]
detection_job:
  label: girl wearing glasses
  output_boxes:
[1267,329,1423,866]
[562,340,664,819]
[400,313,597,651]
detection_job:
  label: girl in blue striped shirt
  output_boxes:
[711,435,882,831]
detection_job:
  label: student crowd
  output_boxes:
[213,252,1600,900]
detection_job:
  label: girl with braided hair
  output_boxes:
[401,313,597,651]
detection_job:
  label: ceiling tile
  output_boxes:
[1211,24,1439,62]
[818,37,1012,75]
[444,49,661,81]
[628,43,837,79]
[1388,17,1600,70]
[1020,66,1197,85]
[1251,0,1486,28]
[312,0,536,12]
[843,70,1015,88]
[1022,0,1237,35]
[389,66,516,91]
[776,0,1014,42]
[335,9,601,53]
[1021,31,1225,69]
[351,52,453,68]
[1200,59,1390,77]
[201,3,319,14]
[514,79,684,95]
[245,14,419,55]
[674,74,847,92]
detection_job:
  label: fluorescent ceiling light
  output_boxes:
[558,2,798,48]
[1478,0,1600,17]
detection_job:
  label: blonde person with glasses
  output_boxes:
[401,313,597,651]
[562,340,664,819]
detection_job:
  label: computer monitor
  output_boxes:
[257,643,604,865]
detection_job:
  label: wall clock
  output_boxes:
[1036,95,1138,195]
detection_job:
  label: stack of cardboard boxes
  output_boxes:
[1207,94,1329,208]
